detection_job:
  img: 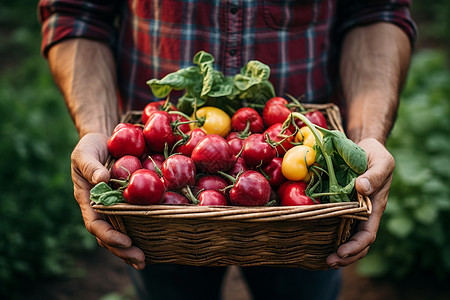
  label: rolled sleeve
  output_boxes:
[336,0,418,47]
[38,0,120,57]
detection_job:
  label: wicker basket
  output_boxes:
[92,103,371,270]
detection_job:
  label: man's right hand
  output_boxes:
[71,133,146,270]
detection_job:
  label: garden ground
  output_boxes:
[24,247,450,300]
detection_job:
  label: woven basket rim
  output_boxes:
[92,194,371,222]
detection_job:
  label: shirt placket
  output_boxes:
[223,1,243,76]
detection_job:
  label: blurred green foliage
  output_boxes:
[0,1,96,298]
[412,0,450,55]
[357,50,450,279]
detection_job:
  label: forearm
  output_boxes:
[48,38,120,137]
[340,22,411,144]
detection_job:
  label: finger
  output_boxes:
[97,238,146,269]
[89,218,133,248]
[72,165,132,249]
[334,218,377,259]
[327,245,370,269]
[336,179,391,257]
[103,243,146,269]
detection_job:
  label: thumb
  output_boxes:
[71,133,111,186]
[354,138,395,196]
[356,177,372,196]
[92,168,110,185]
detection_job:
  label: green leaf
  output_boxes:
[97,191,125,206]
[328,178,355,203]
[233,60,275,106]
[90,182,125,206]
[146,66,203,98]
[147,51,276,116]
[193,51,232,98]
[330,130,367,175]
[90,182,113,199]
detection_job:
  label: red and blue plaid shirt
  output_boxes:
[38,0,417,111]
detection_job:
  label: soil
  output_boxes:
[24,247,450,300]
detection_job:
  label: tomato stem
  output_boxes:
[168,110,193,121]
[147,155,164,177]
[284,93,306,111]
[181,186,199,205]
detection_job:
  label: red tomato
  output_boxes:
[226,132,241,142]
[170,113,191,134]
[231,107,264,133]
[260,157,286,188]
[228,170,271,206]
[123,169,165,205]
[191,135,236,174]
[264,123,294,157]
[277,180,294,199]
[110,155,142,181]
[225,157,249,181]
[143,111,177,153]
[281,181,317,206]
[142,100,177,125]
[194,175,228,196]
[173,128,207,157]
[295,110,328,129]
[241,133,276,168]
[142,154,164,173]
[228,137,245,156]
[198,190,228,206]
[107,123,145,159]
[262,97,291,128]
[162,192,191,205]
[161,154,196,191]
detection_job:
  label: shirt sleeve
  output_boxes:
[38,0,120,57]
[336,0,418,47]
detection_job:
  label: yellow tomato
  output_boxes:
[281,145,316,181]
[190,106,231,137]
[295,126,323,148]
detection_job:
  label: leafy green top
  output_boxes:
[146,51,275,115]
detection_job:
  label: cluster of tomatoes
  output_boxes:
[106,97,329,207]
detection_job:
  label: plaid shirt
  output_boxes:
[39,0,417,110]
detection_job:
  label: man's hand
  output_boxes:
[71,133,146,270]
[326,138,394,268]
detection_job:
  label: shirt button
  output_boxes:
[229,49,237,56]
[230,6,239,14]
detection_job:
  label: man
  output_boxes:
[38,1,416,299]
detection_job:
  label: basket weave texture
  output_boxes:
[92,103,371,270]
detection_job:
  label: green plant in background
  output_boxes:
[0,1,97,298]
[412,0,450,58]
[357,50,450,279]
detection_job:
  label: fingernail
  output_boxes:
[359,178,372,194]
